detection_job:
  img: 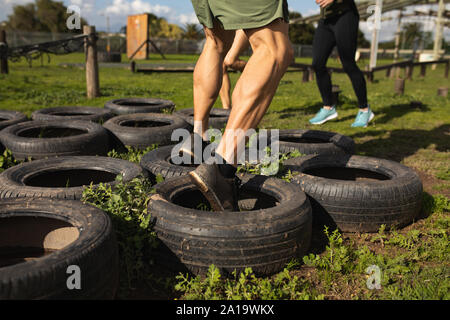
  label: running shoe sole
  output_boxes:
[310,112,338,125]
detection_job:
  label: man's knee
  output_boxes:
[282,45,295,69]
[204,29,233,56]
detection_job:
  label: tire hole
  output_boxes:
[17,127,87,138]
[119,120,172,128]
[24,169,119,187]
[0,216,79,267]
[171,189,279,211]
[304,167,390,181]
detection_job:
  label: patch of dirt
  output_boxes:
[413,168,450,198]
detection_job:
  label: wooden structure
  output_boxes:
[84,26,100,99]
[126,14,165,60]
[127,14,149,60]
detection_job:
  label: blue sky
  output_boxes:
[0,1,448,41]
[0,1,321,31]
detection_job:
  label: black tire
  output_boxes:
[149,174,312,276]
[0,156,146,200]
[140,145,258,180]
[174,108,230,129]
[0,120,110,160]
[104,98,175,115]
[284,154,423,233]
[140,145,195,179]
[0,197,119,299]
[103,113,191,149]
[277,129,355,155]
[0,110,28,131]
[31,106,114,123]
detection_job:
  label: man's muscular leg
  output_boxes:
[193,23,235,140]
[215,19,294,165]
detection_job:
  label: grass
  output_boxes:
[0,53,449,300]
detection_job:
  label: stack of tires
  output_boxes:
[0,100,424,292]
[144,128,423,277]
[0,105,154,299]
[102,98,194,150]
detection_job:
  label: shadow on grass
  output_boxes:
[351,124,449,162]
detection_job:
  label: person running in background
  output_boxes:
[219,30,249,110]
[309,0,374,127]
[183,0,293,211]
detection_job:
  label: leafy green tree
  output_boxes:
[147,13,184,39]
[288,11,315,45]
[4,0,87,32]
[357,29,370,48]
[183,23,203,40]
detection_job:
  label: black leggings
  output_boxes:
[312,10,368,108]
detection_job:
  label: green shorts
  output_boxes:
[191,0,289,30]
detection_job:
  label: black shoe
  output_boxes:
[179,133,211,164]
[188,163,240,212]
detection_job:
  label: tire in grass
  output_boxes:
[283,154,423,233]
[149,174,312,276]
[277,129,355,155]
[104,98,175,115]
[174,108,230,130]
[0,110,28,131]
[31,106,114,123]
[140,145,260,180]
[140,145,196,179]
[0,156,146,200]
[103,113,191,149]
[0,120,110,160]
[0,197,119,299]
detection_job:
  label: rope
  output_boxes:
[3,34,89,64]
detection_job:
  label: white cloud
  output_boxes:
[360,4,450,42]
[178,12,199,25]
[104,0,171,16]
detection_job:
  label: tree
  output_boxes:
[288,12,315,45]
[183,23,203,40]
[147,13,184,39]
[357,29,370,48]
[4,0,87,32]
[401,22,423,49]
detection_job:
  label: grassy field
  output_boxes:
[0,53,449,300]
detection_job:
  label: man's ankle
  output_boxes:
[215,154,237,178]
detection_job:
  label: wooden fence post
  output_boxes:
[395,78,405,95]
[445,61,449,79]
[308,67,315,82]
[406,62,413,80]
[84,25,100,99]
[0,30,8,75]
[437,87,448,97]
[420,64,427,78]
[302,68,309,83]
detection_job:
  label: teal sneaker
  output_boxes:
[351,107,375,127]
[309,106,338,125]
